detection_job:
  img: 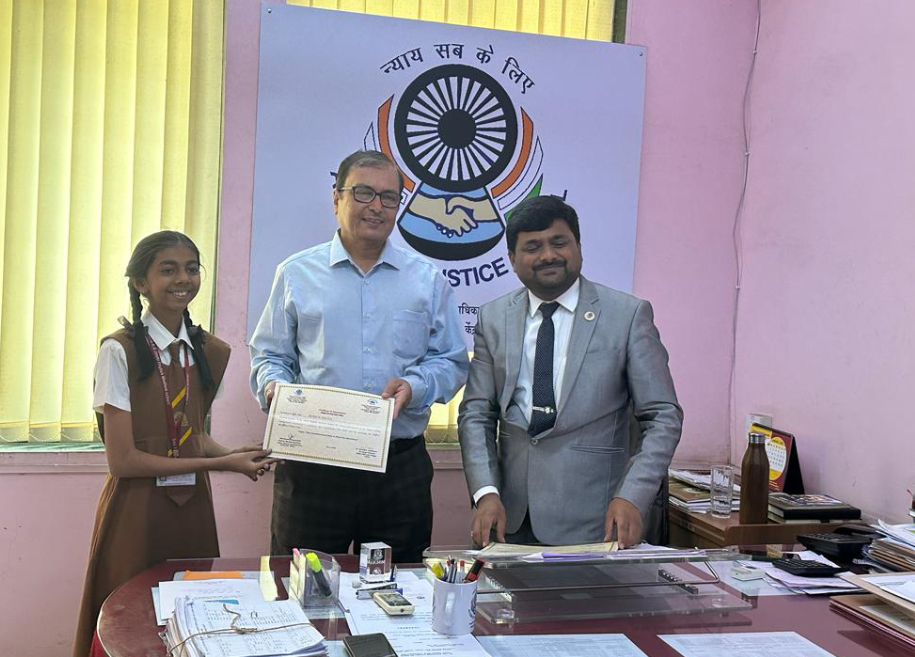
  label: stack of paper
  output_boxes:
[750,551,860,595]
[862,521,915,572]
[669,469,741,493]
[163,598,327,657]
[155,579,268,625]
[864,537,915,571]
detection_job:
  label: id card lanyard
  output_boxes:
[145,334,190,458]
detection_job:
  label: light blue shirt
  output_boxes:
[250,232,469,439]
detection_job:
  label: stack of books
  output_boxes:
[767,492,861,524]
[669,479,739,513]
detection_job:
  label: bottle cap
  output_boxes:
[748,431,767,444]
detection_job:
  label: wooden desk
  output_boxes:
[96,555,907,657]
[669,504,848,548]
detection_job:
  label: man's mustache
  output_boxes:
[534,260,566,271]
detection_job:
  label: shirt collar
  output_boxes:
[142,310,193,352]
[329,230,403,271]
[527,277,581,317]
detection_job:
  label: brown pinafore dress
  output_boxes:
[72,328,230,657]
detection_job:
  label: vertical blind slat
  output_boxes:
[0,0,44,441]
[61,0,109,442]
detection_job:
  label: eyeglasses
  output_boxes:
[338,185,401,209]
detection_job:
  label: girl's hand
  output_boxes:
[228,443,267,455]
[220,449,280,481]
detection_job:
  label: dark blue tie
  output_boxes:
[529,302,560,436]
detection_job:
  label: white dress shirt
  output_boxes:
[473,278,581,503]
[93,311,222,413]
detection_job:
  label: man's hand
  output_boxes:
[265,381,278,408]
[471,493,506,547]
[381,378,412,420]
[604,497,643,548]
[218,449,280,482]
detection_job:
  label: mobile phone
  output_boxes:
[371,590,415,615]
[343,632,398,657]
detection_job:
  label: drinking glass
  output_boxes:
[709,465,735,518]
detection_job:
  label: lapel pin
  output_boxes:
[584,311,596,321]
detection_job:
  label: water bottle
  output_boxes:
[740,431,770,524]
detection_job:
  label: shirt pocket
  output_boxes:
[295,312,324,361]
[392,310,429,361]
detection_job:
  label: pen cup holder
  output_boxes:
[289,549,340,608]
[432,578,477,635]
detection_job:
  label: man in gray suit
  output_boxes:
[458,196,682,548]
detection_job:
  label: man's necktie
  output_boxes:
[528,302,560,436]
[166,342,194,505]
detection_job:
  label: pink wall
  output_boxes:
[732,0,915,521]
[627,0,759,464]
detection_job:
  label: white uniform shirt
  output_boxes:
[93,312,222,413]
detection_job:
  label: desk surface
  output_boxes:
[97,555,910,657]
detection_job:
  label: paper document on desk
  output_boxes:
[878,579,915,605]
[344,576,490,656]
[156,578,265,624]
[164,598,326,657]
[660,632,836,657]
[478,633,647,656]
[876,520,915,547]
[751,551,858,595]
[479,541,618,560]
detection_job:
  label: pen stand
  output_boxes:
[289,549,340,609]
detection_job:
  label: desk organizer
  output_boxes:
[288,549,341,609]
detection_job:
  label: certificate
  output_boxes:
[262,384,394,473]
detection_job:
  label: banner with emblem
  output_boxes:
[247,4,647,347]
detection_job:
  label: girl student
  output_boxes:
[74,231,278,657]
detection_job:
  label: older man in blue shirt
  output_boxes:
[250,150,468,563]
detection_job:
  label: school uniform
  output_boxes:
[72,313,230,657]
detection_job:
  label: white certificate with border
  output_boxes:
[262,384,394,473]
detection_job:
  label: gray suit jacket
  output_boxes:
[458,277,682,545]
